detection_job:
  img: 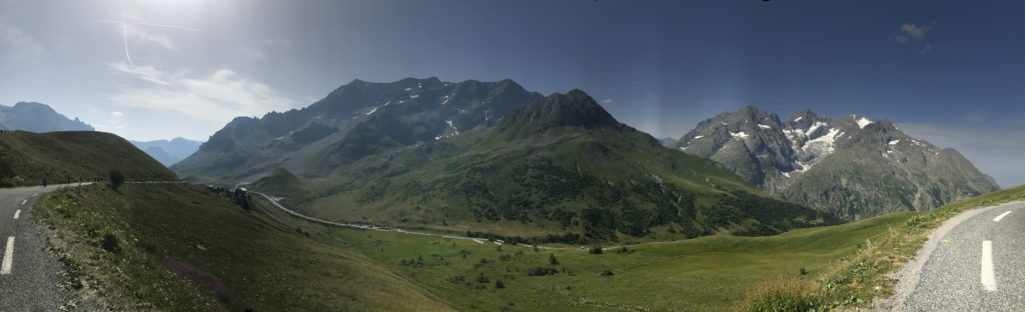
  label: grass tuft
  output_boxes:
[738,277,814,312]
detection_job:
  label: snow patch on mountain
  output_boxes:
[856,116,874,129]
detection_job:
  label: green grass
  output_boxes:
[35,183,454,311]
[760,184,1025,310]
[259,199,911,311]
[0,131,175,186]
[37,182,1023,311]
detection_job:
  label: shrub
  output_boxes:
[549,253,559,265]
[589,246,603,254]
[739,277,814,312]
[525,267,559,276]
[495,280,505,289]
[101,233,120,253]
[108,170,125,191]
[600,270,614,276]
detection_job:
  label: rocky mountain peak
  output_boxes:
[672,106,998,219]
[500,89,621,131]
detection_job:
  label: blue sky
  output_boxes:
[0,0,1022,186]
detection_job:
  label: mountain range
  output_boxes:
[670,106,999,219]
[130,138,204,167]
[188,79,836,241]
[0,102,93,132]
[173,77,542,182]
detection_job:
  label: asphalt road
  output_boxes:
[899,201,1025,311]
[0,184,82,310]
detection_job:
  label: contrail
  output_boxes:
[95,19,206,33]
[121,21,133,66]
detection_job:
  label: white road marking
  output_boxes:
[21,199,26,206]
[993,211,1012,222]
[1,236,13,275]
[13,210,20,219]
[981,240,996,291]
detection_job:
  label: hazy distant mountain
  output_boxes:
[672,106,999,219]
[0,102,93,132]
[256,90,837,241]
[173,77,543,182]
[130,138,204,167]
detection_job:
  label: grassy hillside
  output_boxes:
[34,183,453,311]
[247,193,911,311]
[0,131,175,186]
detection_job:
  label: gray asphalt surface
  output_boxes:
[902,201,1025,311]
[0,184,80,310]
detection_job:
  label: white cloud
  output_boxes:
[125,25,177,51]
[602,98,614,104]
[109,63,297,125]
[894,22,937,55]
[898,23,933,41]
[111,111,123,117]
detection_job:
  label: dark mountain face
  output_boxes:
[131,137,204,167]
[172,78,543,182]
[673,106,999,220]
[256,91,837,242]
[499,89,622,132]
[0,102,94,132]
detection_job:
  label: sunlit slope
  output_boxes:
[0,131,175,186]
[36,183,453,311]
[250,191,913,311]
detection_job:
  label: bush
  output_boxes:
[525,267,559,276]
[600,270,614,276]
[589,246,603,254]
[101,233,120,253]
[108,170,125,191]
[739,277,814,312]
[549,253,559,265]
[495,280,505,289]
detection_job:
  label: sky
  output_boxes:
[0,0,1022,187]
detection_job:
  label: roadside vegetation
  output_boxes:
[34,183,453,311]
[740,184,1025,311]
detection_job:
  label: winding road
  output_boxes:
[893,200,1025,311]
[0,184,85,310]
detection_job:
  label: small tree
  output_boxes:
[108,169,125,191]
[495,280,506,289]
[549,253,559,265]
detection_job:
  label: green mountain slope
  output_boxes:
[36,183,454,311]
[266,90,838,241]
[0,131,176,186]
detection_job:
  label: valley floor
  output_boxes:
[29,182,1025,311]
